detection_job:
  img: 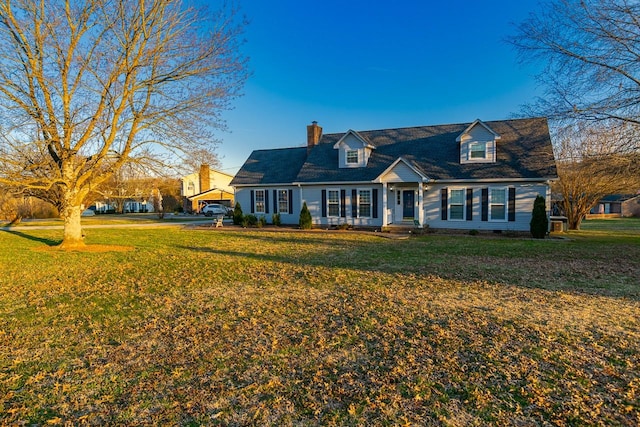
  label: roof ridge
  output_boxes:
[319,117,546,138]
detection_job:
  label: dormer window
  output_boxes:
[333,130,376,168]
[457,120,500,164]
[346,150,359,164]
[470,142,486,159]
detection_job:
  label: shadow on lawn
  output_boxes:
[176,245,345,267]
[0,229,61,246]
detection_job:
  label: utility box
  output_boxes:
[550,216,568,233]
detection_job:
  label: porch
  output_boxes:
[383,182,428,228]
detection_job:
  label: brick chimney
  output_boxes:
[199,164,210,193]
[307,121,322,153]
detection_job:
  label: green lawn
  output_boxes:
[0,221,638,425]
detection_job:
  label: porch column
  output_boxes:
[298,185,303,214]
[418,183,424,227]
[382,182,388,227]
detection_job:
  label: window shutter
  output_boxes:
[250,190,255,214]
[481,188,488,221]
[288,189,293,214]
[441,188,448,220]
[352,189,358,218]
[340,190,346,218]
[273,190,278,213]
[508,187,516,222]
[265,190,269,214]
[372,189,379,219]
[466,188,473,221]
[321,190,327,217]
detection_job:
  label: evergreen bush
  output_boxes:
[233,202,243,225]
[299,202,312,229]
[530,195,548,239]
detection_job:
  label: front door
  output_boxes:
[402,190,414,219]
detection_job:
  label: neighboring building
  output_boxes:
[230,118,558,231]
[93,196,156,214]
[182,164,234,213]
[589,194,640,217]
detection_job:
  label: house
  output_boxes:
[230,118,558,231]
[181,165,234,213]
[589,194,640,217]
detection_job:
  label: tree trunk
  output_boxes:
[568,216,582,230]
[59,199,85,249]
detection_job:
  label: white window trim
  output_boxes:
[489,187,508,222]
[277,189,289,214]
[254,189,266,214]
[327,188,341,218]
[469,142,487,160]
[346,149,359,164]
[448,187,466,221]
[357,188,372,218]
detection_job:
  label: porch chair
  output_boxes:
[211,215,224,228]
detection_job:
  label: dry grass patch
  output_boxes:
[0,227,638,425]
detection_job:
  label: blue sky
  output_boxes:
[215,1,543,174]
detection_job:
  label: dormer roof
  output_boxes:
[332,129,376,149]
[455,119,501,142]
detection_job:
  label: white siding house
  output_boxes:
[231,118,558,232]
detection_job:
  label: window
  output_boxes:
[490,188,506,221]
[327,190,340,217]
[277,190,289,213]
[449,188,465,220]
[470,142,486,159]
[254,189,265,214]
[346,150,359,164]
[358,189,371,218]
[397,190,401,205]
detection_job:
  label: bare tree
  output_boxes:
[0,0,247,248]
[554,123,640,229]
[510,0,640,145]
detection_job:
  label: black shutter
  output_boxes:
[250,190,255,213]
[265,190,269,214]
[441,188,448,220]
[508,187,516,222]
[481,188,488,221]
[372,189,379,218]
[288,189,293,214]
[466,188,473,221]
[352,189,358,218]
[321,190,327,217]
[273,190,278,213]
[340,190,346,218]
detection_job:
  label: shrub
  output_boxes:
[258,216,266,228]
[299,202,312,229]
[245,214,258,227]
[530,194,548,239]
[233,202,243,225]
[272,212,281,226]
[469,229,479,236]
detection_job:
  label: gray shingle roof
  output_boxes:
[231,118,557,186]
[230,146,308,186]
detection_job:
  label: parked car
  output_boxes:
[201,203,228,217]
